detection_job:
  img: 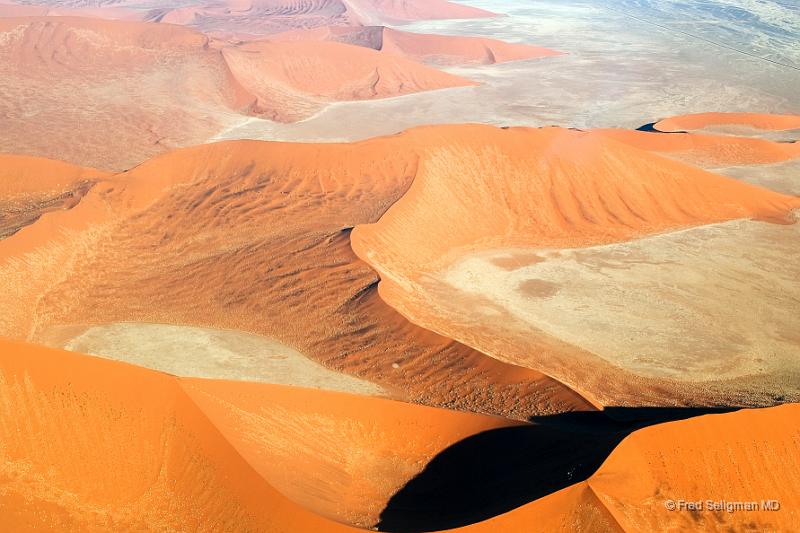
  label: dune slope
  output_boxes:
[0,338,524,530]
[350,124,800,407]
[0,131,594,419]
[592,128,800,167]
[0,17,250,170]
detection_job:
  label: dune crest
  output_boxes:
[0,154,107,239]
[2,339,798,532]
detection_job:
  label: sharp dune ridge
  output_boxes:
[2,339,799,532]
[592,128,800,167]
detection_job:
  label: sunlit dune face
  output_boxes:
[351,124,800,407]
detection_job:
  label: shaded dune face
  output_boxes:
[350,125,800,407]
[0,136,594,419]
[447,406,800,533]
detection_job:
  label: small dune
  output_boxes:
[655,112,800,133]
[592,128,800,167]
[222,39,476,122]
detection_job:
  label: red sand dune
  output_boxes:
[352,125,800,270]
[2,339,798,532]
[0,17,251,170]
[182,378,518,527]
[221,39,476,122]
[0,136,594,419]
[0,17,477,169]
[592,128,800,167]
[272,25,562,65]
[655,112,800,133]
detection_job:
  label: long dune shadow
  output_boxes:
[376,406,736,532]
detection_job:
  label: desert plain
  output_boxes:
[0,0,799,532]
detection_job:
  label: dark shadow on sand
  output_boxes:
[376,406,737,532]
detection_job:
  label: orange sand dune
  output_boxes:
[382,26,561,65]
[272,25,562,65]
[353,125,799,271]
[0,131,594,419]
[0,338,356,532]
[350,124,800,407]
[3,338,798,532]
[655,112,800,133]
[0,154,108,238]
[222,39,475,122]
[588,404,800,532]
[593,128,800,167]
[0,338,520,531]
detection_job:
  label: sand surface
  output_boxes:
[442,217,800,382]
[43,322,387,396]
